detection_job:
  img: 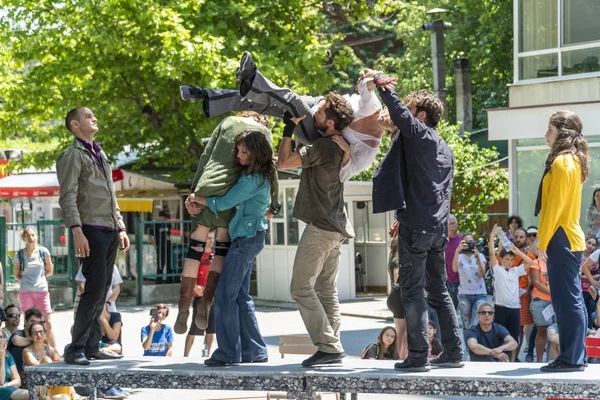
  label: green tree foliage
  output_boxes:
[0,0,368,178]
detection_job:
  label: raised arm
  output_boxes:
[489,227,501,268]
[511,245,533,271]
[44,248,54,277]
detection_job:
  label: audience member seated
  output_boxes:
[361,327,399,360]
[428,321,442,359]
[466,302,518,362]
[141,304,173,357]
[2,306,20,340]
[99,304,122,355]
[22,322,77,400]
[0,330,28,400]
[547,322,599,363]
[8,308,44,377]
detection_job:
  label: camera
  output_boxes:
[0,307,7,322]
[466,241,475,252]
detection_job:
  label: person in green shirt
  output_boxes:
[174,111,280,334]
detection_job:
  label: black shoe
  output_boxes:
[540,359,585,372]
[86,349,124,360]
[180,85,207,102]
[64,351,90,366]
[302,351,345,367]
[236,51,257,81]
[394,358,431,372]
[204,357,234,367]
[430,351,464,368]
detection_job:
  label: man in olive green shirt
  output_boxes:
[175,112,280,334]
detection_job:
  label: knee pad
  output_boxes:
[214,241,231,257]
[186,239,206,261]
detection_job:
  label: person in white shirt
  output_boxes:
[489,226,533,361]
[453,233,488,332]
[75,265,123,313]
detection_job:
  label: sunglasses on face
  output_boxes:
[527,234,537,238]
[7,313,20,318]
[478,311,495,316]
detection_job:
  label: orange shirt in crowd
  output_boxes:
[530,259,551,302]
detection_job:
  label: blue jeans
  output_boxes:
[458,293,488,329]
[211,232,268,364]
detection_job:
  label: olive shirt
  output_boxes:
[190,116,280,228]
[293,136,354,238]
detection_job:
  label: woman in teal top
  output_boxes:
[191,130,276,366]
[0,333,28,400]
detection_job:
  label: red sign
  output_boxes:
[0,187,60,198]
[112,168,124,182]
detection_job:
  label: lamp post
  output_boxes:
[422,8,452,117]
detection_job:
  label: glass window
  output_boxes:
[286,188,299,245]
[271,222,285,245]
[272,191,284,219]
[563,0,600,46]
[367,205,386,243]
[519,53,559,80]
[519,0,558,52]
[562,47,600,76]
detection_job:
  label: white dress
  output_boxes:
[339,79,383,182]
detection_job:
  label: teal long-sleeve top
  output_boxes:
[206,173,270,241]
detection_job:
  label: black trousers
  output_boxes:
[69,227,118,355]
[397,224,462,359]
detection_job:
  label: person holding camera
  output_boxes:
[489,226,533,361]
[452,233,488,333]
[141,304,173,357]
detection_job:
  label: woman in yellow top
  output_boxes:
[534,111,589,372]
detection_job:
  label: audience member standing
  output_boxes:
[57,106,129,365]
[386,234,407,359]
[505,216,523,242]
[586,188,600,238]
[489,227,533,361]
[445,214,462,309]
[13,227,56,348]
[453,233,487,330]
[535,111,589,372]
[529,258,553,362]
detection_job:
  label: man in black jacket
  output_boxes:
[372,75,463,371]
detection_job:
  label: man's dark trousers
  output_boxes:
[68,226,119,356]
[397,224,462,360]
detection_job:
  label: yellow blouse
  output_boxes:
[537,154,585,252]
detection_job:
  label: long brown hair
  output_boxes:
[233,130,277,198]
[377,326,399,360]
[546,111,589,182]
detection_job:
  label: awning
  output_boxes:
[116,198,154,213]
[0,173,60,198]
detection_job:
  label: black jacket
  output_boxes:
[372,88,453,237]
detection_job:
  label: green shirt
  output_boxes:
[191,116,280,213]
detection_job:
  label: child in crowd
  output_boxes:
[580,237,600,328]
[489,226,534,361]
[141,304,173,357]
[428,321,442,359]
[361,327,399,360]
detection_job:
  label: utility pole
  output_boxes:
[422,8,452,118]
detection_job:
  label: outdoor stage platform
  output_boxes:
[25,357,600,400]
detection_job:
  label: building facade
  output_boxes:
[488,0,600,231]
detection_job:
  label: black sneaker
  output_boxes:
[204,357,234,367]
[236,51,257,81]
[394,358,431,372]
[540,359,585,372]
[301,351,345,367]
[180,85,207,102]
[430,351,464,368]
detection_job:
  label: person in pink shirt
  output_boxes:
[445,214,462,309]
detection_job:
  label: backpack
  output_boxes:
[17,248,46,272]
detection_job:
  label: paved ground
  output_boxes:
[44,298,539,399]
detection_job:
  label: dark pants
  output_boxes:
[546,227,586,365]
[69,227,119,355]
[494,305,520,357]
[397,224,462,360]
[583,291,596,329]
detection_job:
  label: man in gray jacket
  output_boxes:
[57,106,129,365]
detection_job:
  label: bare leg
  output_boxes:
[536,326,548,362]
[44,313,56,348]
[206,333,215,356]
[394,318,408,359]
[182,225,210,278]
[184,334,195,357]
